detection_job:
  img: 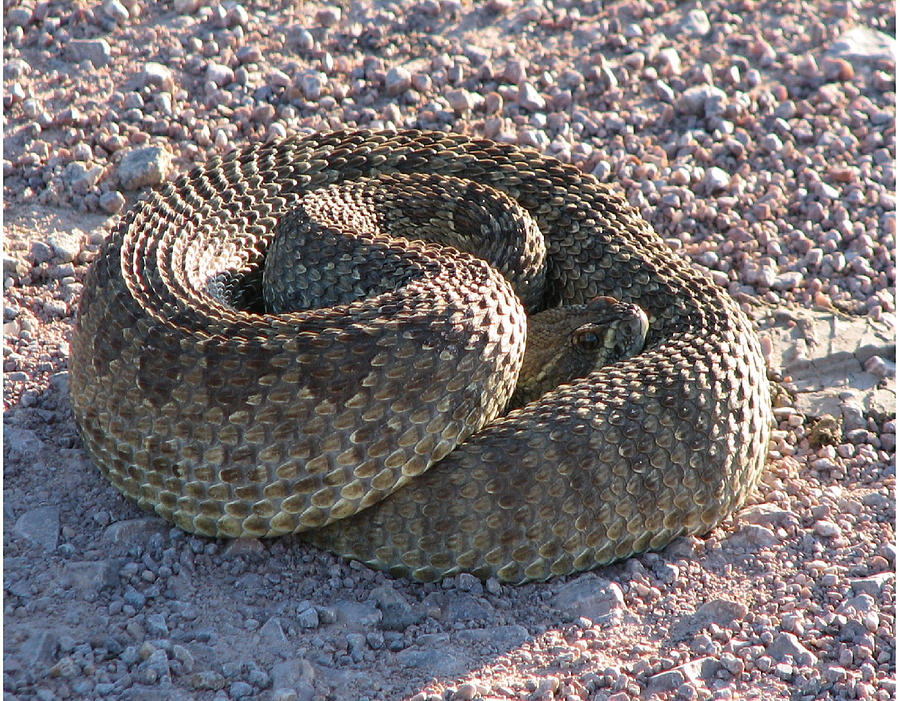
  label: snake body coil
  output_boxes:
[69,130,772,583]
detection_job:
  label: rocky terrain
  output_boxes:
[3,1,895,700]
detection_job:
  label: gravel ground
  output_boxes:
[2,1,895,700]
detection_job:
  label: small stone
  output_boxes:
[371,584,425,631]
[191,671,226,690]
[451,681,478,700]
[118,147,173,190]
[296,606,319,629]
[103,0,129,23]
[6,6,33,25]
[850,573,893,596]
[676,85,727,116]
[680,8,710,36]
[316,5,341,27]
[772,272,804,290]
[446,88,475,114]
[657,48,682,76]
[300,72,325,100]
[140,62,174,91]
[701,167,731,194]
[206,62,234,87]
[385,66,412,96]
[14,506,59,552]
[813,520,841,537]
[552,575,624,622]
[767,632,816,666]
[230,681,254,698]
[145,613,168,636]
[828,26,895,64]
[517,83,546,111]
[65,39,111,67]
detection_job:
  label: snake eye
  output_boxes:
[573,327,602,352]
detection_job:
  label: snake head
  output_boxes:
[509,296,649,409]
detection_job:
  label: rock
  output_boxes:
[146,613,169,637]
[680,8,710,36]
[300,72,325,100]
[63,161,103,195]
[65,39,111,67]
[6,6,33,25]
[370,584,424,631]
[517,83,546,111]
[118,147,173,190]
[850,573,893,596]
[551,575,624,622]
[258,617,288,647]
[316,5,341,26]
[103,518,170,546]
[230,681,254,698]
[692,599,749,627]
[332,600,381,629]
[396,646,462,674]
[296,606,319,629]
[737,503,799,527]
[646,658,719,695]
[206,62,234,87]
[726,523,779,548]
[140,62,175,91]
[191,671,226,690]
[446,88,475,113]
[657,48,682,76]
[701,167,731,194]
[767,632,816,666]
[222,538,266,560]
[61,560,119,595]
[19,630,59,669]
[828,27,895,64]
[772,272,804,290]
[14,506,59,551]
[385,66,412,96]
[676,84,727,116]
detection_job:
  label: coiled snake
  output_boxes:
[69,130,772,583]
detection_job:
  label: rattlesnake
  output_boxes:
[69,129,772,583]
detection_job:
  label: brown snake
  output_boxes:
[69,129,772,583]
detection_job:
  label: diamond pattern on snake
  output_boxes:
[69,129,772,583]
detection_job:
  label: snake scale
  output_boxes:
[69,129,772,583]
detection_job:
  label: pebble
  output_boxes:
[140,62,175,91]
[679,8,710,36]
[14,506,59,552]
[65,39,111,68]
[118,146,173,190]
[551,575,624,622]
[517,83,546,111]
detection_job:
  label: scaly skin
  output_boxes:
[69,130,772,583]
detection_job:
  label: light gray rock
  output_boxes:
[65,39,111,67]
[551,574,624,622]
[118,147,173,190]
[140,62,175,91]
[767,632,816,667]
[14,506,59,551]
[676,84,727,116]
[206,62,234,87]
[370,584,424,631]
[385,66,412,96]
[828,27,894,64]
[680,8,710,36]
[517,83,546,111]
